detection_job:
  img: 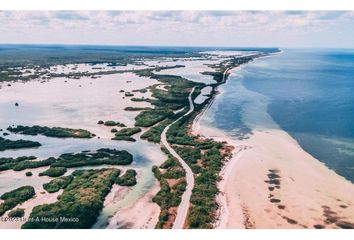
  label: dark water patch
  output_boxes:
[238,49,354,184]
[212,103,252,139]
[292,133,354,183]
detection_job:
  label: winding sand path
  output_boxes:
[161,87,195,229]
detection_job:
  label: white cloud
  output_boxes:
[0,11,353,47]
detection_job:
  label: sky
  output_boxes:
[1,11,354,48]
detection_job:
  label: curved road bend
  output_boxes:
[161,69,229,229]
[161,87,195,229]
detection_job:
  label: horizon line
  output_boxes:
[1,43,354,50]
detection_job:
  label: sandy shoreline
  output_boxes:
[106,180,160,229]
[0,187,63,229]
[192,70,354,229]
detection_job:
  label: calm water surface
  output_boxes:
[202,49,354,182]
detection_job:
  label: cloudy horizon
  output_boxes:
[1,11,354,48]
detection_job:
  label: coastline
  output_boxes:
[106,180,161,229]
[0,188,63,229]
[192,66,354,229]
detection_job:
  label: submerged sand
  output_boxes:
[106,180,160,229]
[192,82,354,229]
[0,70,163,229]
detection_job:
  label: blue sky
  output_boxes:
[1,11,354,48]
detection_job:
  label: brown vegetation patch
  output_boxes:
[277,205,286,210]
[313,224,325,229]
[322,205,340,224]
[282,216,298,225]
[270,198,281,203]
[196,159,204,167]
[267,173,281,179]
[163,207,178,229]
[242,204,255,229]
[320,205,354,228]
[335,221,354,229]
[166,178,180,188]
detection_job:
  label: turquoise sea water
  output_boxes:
[203,49,354,183]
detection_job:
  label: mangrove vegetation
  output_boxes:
[7,125,94,138]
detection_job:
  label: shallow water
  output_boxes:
[0,70,166,228]
[201,49,354,183]
[0,50,256,228]
[0,72,156,138]
[194,86,212,105]
[154,59,220,84]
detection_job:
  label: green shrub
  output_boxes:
[8,208,25,218]
[51,148,133,168]
[0,137,41,151]
[124,107,152,111]
[7,125,93,138]
[0,156,37,171]
[116,169,137,186]
[174,146,201,165]
[151,155,186,228]
[0,186,35,216]
[140,119,172,143]
[135,110,173,127]
[111,135,136,142]
[104,121,117,126]
[43,175,74,193]
[114,127,141,137]
[162,167,185,179]
[22,169,119,229]
[39,167,67,177]
[12,158,56,171]
[124,92,134,97]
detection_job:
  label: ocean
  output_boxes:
[202,49,354,183]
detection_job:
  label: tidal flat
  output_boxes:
[5,46,349,230]
[0,46,249,229]
[0,56,164,228]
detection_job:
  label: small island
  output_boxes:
[98,120,126,127]
[22,168,119,229]
[0,137,41,151]
[115,169,137,186]
[7,125,94,139]
[39,166,67,177]
[112,127,142,142]
[0,148,133,173]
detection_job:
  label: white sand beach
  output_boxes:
[192,72,354,229]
